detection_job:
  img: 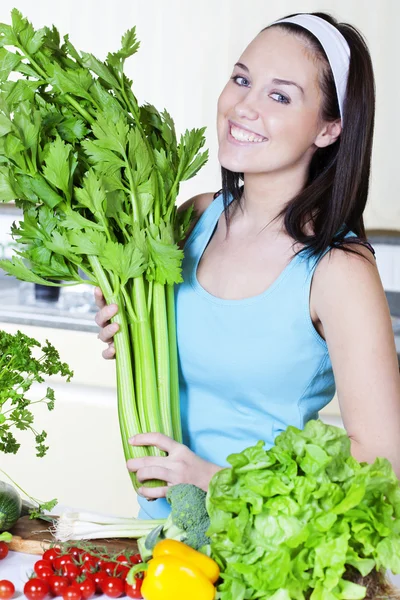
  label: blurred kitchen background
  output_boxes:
[0,0,399,532]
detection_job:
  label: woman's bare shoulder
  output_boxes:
[178,191,219,246]
[178,191,217,217]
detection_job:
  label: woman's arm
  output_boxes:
[312,244,400,477]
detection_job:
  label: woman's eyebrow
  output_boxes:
[233,63,304,96]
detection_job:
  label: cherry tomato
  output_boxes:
[34,568,54,582]
[115,564,129,578]
[62,583,81,600]
[53,555,75,571]
[42,547,61,567]
[24,578,50,600]
[78,565,97,577]
[92,571,107,594]
[67,547,83,561]
[101,577,124,598]
[48,575,69,597]
[77,578,96,600]
[34,560,53,576]
[0,580,15,600]
[115,554,128,564]
[129,554,142,565]
[0,543,9,560]
[80,554,97,568]
[125,578,143,599]
[101,562,118,576]
[61,563,80,582]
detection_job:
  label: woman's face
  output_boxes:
[217,26,331,175]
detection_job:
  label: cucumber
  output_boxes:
[0,480,22,531]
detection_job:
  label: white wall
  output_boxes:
[0,0,399,229]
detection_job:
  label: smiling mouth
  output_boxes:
[229,122,267,143]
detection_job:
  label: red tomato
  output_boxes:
[125,578,143,599]
[92,571,107,594]
[115,554,128,564]
[35,568,54,582]
[34,560,53,576]
[78,565,97,577]
[0,543,9,560]
[101,577,124,598]
[48,575,69,596]
[129,554,142,565]
[24,578,50,600]
[61,563,80,582]
[115,564,129,579]
[67,547,83,561]
[0,580,15,600]
[77,578,96,600]
[53,555,74,571]
[62,583,81,600]
[42,547,61,567]
[101,562,118,577]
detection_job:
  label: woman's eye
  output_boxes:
[231,75,250,87]
[270,93,290,105]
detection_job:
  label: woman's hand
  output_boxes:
[127,433,223,499]
[94,287,119,359]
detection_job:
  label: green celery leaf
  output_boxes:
[81,52,120,88]
[0,48,21,82]
[61,211,103,231]
[74,169,107,215]
[43,136,72,199]
[146,224,183,285]
[107,26,140,67]
[69,228,107,256]
[44,230,80,263]
[48,63,94,103]
[128,127,152,184]
[30,175,65,208]
[91,113,128,156]
[0,166,17,201]
[5,79,43,106]
[57,117,88,143]
[82,139,125,173]
[0,256,62,285]
[100,239,146,285]
[0,113,12,136]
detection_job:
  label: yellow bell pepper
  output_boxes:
[153,539,220,583]
[130,539,221,600]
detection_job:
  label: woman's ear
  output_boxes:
[314,119,342,148]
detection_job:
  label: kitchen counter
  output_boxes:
[0,277,99,332]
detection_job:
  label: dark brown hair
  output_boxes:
[221,11,376,259]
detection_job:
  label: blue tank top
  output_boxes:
[137,191,366,519]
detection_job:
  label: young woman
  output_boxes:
[95,12,400,521]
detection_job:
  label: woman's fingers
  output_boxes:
[95,304,119,328]
[129,432,179,454]
[102,342,116,360]
[94,286,106,309]
[97,322,119,343]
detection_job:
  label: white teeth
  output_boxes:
[230,125,265,143]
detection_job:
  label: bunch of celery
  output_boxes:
[0,9,208,490]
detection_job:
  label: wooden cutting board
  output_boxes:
[9,516,139,556]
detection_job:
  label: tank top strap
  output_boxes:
[184,190,232,254]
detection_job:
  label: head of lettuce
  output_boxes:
[207,419,400,600]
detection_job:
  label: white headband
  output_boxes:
[272,14,350,122]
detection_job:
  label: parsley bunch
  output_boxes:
[0,330,73,457]
[0,10,208,491]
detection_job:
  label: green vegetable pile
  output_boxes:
[0,10,208,490]
[0,329,72,456]
[207,420,400,600]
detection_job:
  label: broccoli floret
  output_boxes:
[165,483,210,550]
[138,483,210,560]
